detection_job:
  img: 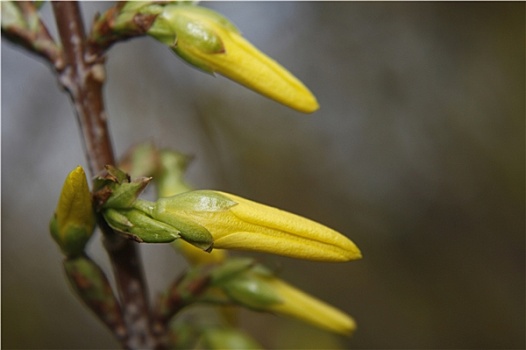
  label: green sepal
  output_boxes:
[155,190,237,213]
[221,271,283,310]
[170,46,216,74]
[103,208,181,243]
[59,224,93,258]
[200,327,263,350]
[207,260,284,310]
[120,1,156,14]
[152,5,235,52]
[167,317,201,349]
[105,164,130,184]
[209,258,255,285]
[102,177,151,209]
[169,5,239,35]
[151,190,238,251]
[147,5,240,74]
[158,213,214,251]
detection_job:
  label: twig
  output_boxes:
[51,2,160,348]
[1,1,64,70]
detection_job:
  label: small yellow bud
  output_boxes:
[211,260,356,335]
[50,166,95,257]
[266,277,356,335]
[152,190,362,262]
[148,5,319,113]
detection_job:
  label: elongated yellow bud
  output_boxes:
[209,260,356,335]
[148,5,319,113]
[50,166,95,257]
[266,277,356,335]
[152,190,361,262]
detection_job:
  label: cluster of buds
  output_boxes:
[51,158,361,338]
[47,1,363,343]
[49,167,123,336]
[95,165,361,262]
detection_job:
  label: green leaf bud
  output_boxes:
[63,255,125,337]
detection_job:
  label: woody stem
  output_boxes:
[51,2,163,348]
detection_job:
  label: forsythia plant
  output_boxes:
[3,1,362,349]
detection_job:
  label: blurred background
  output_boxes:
[2,2,524,349]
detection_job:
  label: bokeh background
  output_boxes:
[2,2,524,349]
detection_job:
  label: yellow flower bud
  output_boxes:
[148,5,319,113]
[152,190,362,262]
[211,260,356,335]
[50,166,95,257]
[173,238,227,265]
[265,277,356,335]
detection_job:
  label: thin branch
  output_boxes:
[1,1,64,70]
[51,1,112,175]
[51,2,161,348]
[87,3,158,55]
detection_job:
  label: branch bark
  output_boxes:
[51,2,160,348]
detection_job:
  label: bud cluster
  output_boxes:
[51,150,362,339]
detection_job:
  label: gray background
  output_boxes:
[2,2,524,349]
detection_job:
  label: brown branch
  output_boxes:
[1,1,64,70]
[51,2,161,348]
[87,4,158,55]
[51,1,113,175]
[155,269,213,326]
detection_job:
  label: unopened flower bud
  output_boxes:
[50,166,95,257]
[147,5,319,113]
[151,190,362,262]
[215,261,356,335]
